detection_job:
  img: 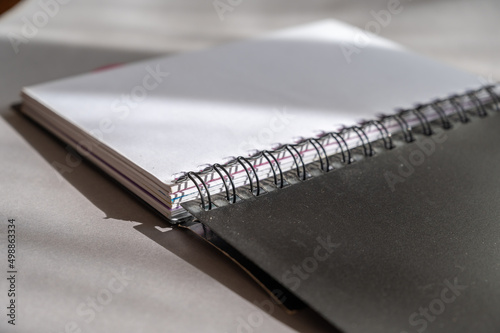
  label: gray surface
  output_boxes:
[0,1,499,332]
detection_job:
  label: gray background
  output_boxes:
[0,1,498,332]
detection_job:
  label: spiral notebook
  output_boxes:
[19,19,500,332]
[20,19,491,221]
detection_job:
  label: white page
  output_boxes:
[23,20,483,186]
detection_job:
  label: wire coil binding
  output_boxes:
[179,84,499,212]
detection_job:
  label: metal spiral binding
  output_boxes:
[380,112,414,143]
[362,120,394,150]
[430,100,453,129]
[343,126,374,157]
[285,144,307,180]
[320,132,351,164]
[449,95,470,123]
[236,156,260,196]
[261,150,284,188]
[213,163,236,203]
[179,84,499,212]
[468,91,488,117]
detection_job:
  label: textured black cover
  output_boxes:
[186,114,500,333]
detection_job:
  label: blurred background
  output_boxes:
[1,0,499,80]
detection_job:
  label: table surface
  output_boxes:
[0,1,499,332]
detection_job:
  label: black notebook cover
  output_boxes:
[184,111,500,332]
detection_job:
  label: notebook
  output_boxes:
[20,19,500,332]
[19,20,489,221]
